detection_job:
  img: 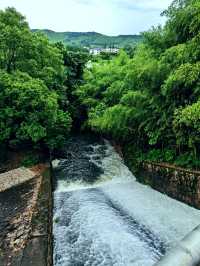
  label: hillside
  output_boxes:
[32,29,143,48]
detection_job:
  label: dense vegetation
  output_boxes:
[32,29,143,49]
[77,0,200,169]
[0,8,88,156]
[1,0,200,171]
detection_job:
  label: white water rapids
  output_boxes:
[53,137,200,266]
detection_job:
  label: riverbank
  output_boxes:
[137,161,200,209]
[111,141,200,210]
[0,164,52,266]
[1,134,199,266]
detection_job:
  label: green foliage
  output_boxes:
[144,149,176,163]
[162,63,200,104]
[0,8,92,151]
[55,43,90,127]
[77,0,200,169]
[163,0,200,43]
[1,2,200,170]
[21,153,40,167]
[0,8,30,72]
[173,100,200,153]
[0,71,71,148]
[175,152,200,168]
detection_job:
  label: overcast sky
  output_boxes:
[0,0,172,35]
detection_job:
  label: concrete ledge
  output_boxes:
[0,165,52,266]
[0,167,35,192]
[20,167,53,266]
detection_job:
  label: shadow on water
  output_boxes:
[53,135,106,188]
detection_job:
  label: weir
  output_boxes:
[52,136,200,266]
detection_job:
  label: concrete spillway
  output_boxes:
[53,136,200,266]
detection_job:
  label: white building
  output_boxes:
[89,47,119,55]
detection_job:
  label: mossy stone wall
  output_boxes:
[138,162,200,209]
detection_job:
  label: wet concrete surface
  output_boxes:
[0,166,52,266]
[0,179,36,265]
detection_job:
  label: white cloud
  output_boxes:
[0,0,173,35]
[73,0,172,11]
[117,0,172,10]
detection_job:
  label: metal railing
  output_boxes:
[155,225,200,266]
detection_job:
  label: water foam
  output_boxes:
[53,138,200,266]
[54,141,135,193]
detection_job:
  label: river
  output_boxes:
[53,135,200,266]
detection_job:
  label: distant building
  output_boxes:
[89,48,102,55]
[89,47,119,55]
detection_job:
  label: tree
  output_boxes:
[174,101,200,155]
[0,71,71,149]
[0,7,32,73]
[0,8,65,88]
[0,8,73,151]
[77,0,200,168]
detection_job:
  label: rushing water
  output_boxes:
[53,136,200,266]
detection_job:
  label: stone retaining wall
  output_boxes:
[138,162,200,209]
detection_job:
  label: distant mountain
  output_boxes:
[32,29,143,48]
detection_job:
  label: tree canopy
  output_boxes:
[0,8,88,151]
[77,0,200,169]
[1,2,200,169]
